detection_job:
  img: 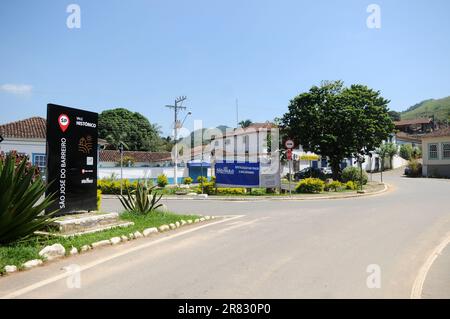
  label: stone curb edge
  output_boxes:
[2,215,216,276]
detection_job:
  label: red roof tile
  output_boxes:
[394,118,432,126]
[0,117,46,139]
[422,127,450,139]
[99,150,172,163]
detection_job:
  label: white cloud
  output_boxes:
[0,84,33,95]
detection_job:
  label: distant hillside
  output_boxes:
[401,96,450,123]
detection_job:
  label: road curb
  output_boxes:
[411,231,450,299]
[1,215,217,277]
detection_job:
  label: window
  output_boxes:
[225,138,231,145]
[428,143,438,160]
[214,140,219,146]
[443,142,450,159]
[32,153,46,174]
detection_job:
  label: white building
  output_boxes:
[0,117,47,173]
[421,128,450,178]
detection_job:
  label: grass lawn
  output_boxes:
[0,211,200,275]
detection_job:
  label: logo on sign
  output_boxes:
[58,114,70,132]
[78,135,93,154]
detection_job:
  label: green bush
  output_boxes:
[341,166,368,185]
[157,174,169,188]
[197,176,208,184]
[98,179,142,195]
[119,181,163,215]
[412,147,422,159]
[324,180,342,192]
[97,190,102,211]
[345,181,357,190]
[215,188,247,195]
[407,159,422,177]
[399,144,413,161]
[183,177,193,185]
[251,188,267,196]
[198,181,216,195]
[0,153,57,244]
[295,178,325,193]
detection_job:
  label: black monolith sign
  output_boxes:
[46,104,98,215]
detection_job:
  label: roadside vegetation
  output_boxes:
[0,211,200,275]
[0,158,200,275]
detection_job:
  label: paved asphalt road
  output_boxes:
[1,170,449,298]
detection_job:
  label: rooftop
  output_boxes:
[0,117,46,139]
[422,127,450,139]
[394,118,433,126]
[99,150,172,163]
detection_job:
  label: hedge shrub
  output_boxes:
[341,166,368,185]
[98,180,137,195]
[215,188,247,195]
[345,181,357,190]
[295,178,325,193]
[324,180,342,192]
[157,174,169,188]
[183,177,193,185]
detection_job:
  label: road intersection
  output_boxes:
[1,170,449,298]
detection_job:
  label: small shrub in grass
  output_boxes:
[345,181,357,190]
[198,181,216,195]
[341,166,368,185]
[215,188,247,195]
[324,180,342,192]
[157,174,169,188]
[251,188,267,196]
[197,176,208,184]
[295,178,325,193]
[183,177,193,185]
[119,181,163,215]
[98,179,142,195]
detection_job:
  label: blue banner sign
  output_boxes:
[215,162,260,187]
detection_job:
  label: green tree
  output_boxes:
[388,110,401,121]
[399,144,413,160]
[281,81,394,180]
[99,108,164,151]
[377,142,398,170]
[239,119,253,128]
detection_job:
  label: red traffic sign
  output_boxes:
[285,139,295,149]
[287,148,293,160]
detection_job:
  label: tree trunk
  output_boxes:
[329,158,342,181]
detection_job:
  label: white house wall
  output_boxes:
[0,138,46,157]
[98,167,191,180]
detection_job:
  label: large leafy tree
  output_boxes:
[281,81,395,180]
[99,108,164,151]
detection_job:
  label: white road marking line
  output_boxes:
[0,215,244,299]
[410,231,450,299]
[217,217,270,234]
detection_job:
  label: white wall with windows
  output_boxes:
[422,136,450,177]
[0,138,46,172]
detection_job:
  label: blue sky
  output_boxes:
[1,0,449,136]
